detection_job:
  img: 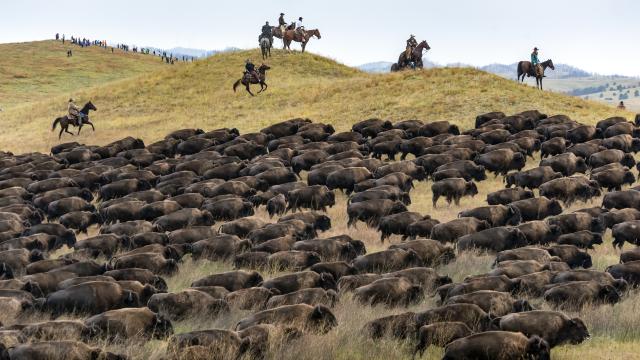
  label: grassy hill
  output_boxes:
[0,40,165,109]
[0,42,634,154]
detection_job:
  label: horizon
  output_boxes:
[1,0,639,77]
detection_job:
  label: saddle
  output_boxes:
[243,71,258,82]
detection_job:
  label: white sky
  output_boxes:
[1,0,638,76]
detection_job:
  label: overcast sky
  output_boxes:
[1,0,638,76]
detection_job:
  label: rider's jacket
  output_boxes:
[262,25,272,35]
[407,37,417,48]
[68,102,80,117]
[278,15,286,26]
[245,62,256,72]
[531,52,540,65]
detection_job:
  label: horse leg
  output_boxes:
[58,127,64,139]
[65,127,74,136]
[88,121,95,131]
[245,84,255,96]
[77,125,82,135]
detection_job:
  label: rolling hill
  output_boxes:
[0,41,634,154]
[0,40,166,109]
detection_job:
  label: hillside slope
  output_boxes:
[0,40,165,108]
[0,47,633,153]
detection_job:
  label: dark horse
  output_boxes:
[391,40,431,72]
[51,101,97,139]
[517,59,555,90]
[233,64,271,96]
[282,29,321,53]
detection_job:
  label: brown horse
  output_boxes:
[282,29,321,53]
[51,101,97,139]
[391,40,431,72]
[233,64,271,96]
[517,59,555,90]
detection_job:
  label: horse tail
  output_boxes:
[233,79,241,92]
[52,117,61,131]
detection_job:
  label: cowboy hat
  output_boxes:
[410,34,415,37]
[280,12,284,15]
[68,98,74,102]
[533,47,539,51]
[299,17,303,20]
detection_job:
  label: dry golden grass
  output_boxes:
[0,43,634,154]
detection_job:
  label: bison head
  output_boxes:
[472,166,487,181]
[314,215,332,232]
[564,317,590,344]
[152,275,169,292]
[318,272,337,291]
[549,200,563,217]
[574,158,588,173]
[526,335,551,360]
[308,304,338,334]
[510,229,529,248]
[590,217,605,234]
[350,240,367,256]
[464,182,479,197]
[599,284,621,305]
[512,299,533,313]
[0,262,14,280]
[437,247,456,266]
[512,152,526,170]
[624,171,636,186]
[613,278,629,293]
[506,205,522,226]
[152,313,174,339]
[504,173,517,188]
[622,154,636,168]
[390,202,408,215]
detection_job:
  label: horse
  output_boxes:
[517,59,555,90]
[51,101,97,139]
[233,64,271,96]
[391,40,431,72]
[260,37,271,60]
[282,29,321,53]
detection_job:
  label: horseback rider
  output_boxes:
[531,47,544,77]
[245,59,260,82]
[260,21,273,46]
[296,17,305,38]
[278,13,286,33]
[405,35,418,64]
[67,98,84,125]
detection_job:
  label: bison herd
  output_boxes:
[0,111,639,358]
